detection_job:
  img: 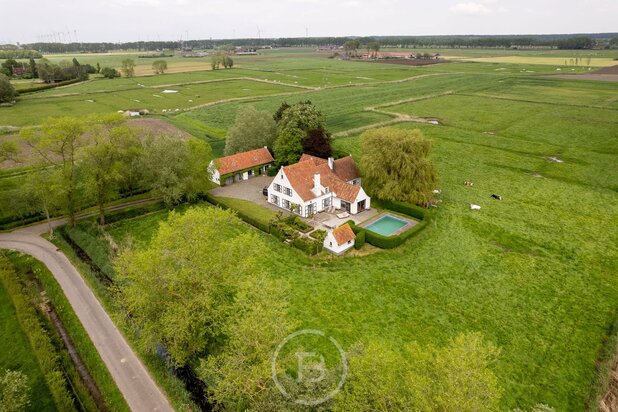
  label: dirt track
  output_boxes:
[550,64,618,82]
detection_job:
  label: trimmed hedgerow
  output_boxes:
[354,229,366,249]
[290,237,323,256]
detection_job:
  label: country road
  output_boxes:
[0,202,174,412]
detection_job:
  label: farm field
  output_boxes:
[0,48,617,410]
[53,55,618,410]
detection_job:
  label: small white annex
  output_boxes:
[267,154,370,218]
[323,223,356,255]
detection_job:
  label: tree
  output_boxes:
[115,207,270,366]
[222,55,234,68]
[96,62,101,73]
[21,117,86,227]
[0,74,16,103]
[0,59,17,77]
[367,41,380,58]
[224,106,277,155]
[100,67,120,79]
[333,333,502,412]
[343,40,360,57]
[302,127,332,158]
[360,127,437,205]
[211,52,223,70]
[273,101,291,123]
[120,58,135,77]
[140,136,211,208]
[273,101,327,165]
[152,60,167,74]
[22,167,62,235]
[0,369,30,412]
[28,58,37,78]
[79,114,139,225]
[199,273,295,410]
[273,127,305,166]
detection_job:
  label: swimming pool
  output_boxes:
[363,214,409,236]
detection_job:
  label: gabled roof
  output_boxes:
[214,147,274,176]
[332,223,356,246]
[333,156,361,182]
[282,154,362,202]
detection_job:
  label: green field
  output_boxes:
[0,277,57,411]
[1,48,618,410]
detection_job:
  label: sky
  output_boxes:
[0,0,616,44]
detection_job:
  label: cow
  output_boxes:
[470,204,481,210]
[491,194,502,200]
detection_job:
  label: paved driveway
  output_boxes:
[209,176,283,212]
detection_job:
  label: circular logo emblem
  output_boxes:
[271,329,347,406]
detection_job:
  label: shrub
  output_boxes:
[354,229,365,249]
[100,67,120,79]
[310,229,327,242]
[283,215,312,232]
[267,167,279,177]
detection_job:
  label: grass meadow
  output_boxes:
[0,49,617,410]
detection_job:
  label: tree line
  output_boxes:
[15,114,211,230]
[19,33,617,53]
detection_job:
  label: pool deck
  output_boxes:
[360,212,419,236]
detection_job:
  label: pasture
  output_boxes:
[1,48,617,410]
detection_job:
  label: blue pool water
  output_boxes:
[364,215,408,236]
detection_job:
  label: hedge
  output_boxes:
[354,229,365,249]
[290,237,323,256]
[0,258,76,411]
[103,201,166,225]
[267,167,279,177]
[18,78,84,94]
[352,199,430,249]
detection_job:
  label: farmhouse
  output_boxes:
[323,223,356,255]
[209,147,274,186]
[267,154,370,217]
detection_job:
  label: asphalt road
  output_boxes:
[0,207,174,412]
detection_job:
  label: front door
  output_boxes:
[341,201,351,213]
[357,200,366,212]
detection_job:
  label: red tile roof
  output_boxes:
[333,156,361,182]
[214,148,274,176]
[282,154,362,202]
[333,223,356,246]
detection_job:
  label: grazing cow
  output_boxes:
[464,181,474,186]
[470,204,481,210]
[491,194,502,200]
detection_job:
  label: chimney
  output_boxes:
[313,173,321,194]
[327,157,334,170]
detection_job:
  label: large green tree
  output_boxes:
[224,106,277,155]
[140,136,211,208]
[120,59,135,77]
[151,60,167,74]
[360,127,437,205]
[115,207,275,366]
[0,74,17,103]
[333,333,502,411]
[79,114,140,225]
[273,101,326,165]
[22,117,87,226]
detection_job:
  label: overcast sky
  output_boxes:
[1,0,616,44]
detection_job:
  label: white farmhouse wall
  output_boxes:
[323,232,354,255]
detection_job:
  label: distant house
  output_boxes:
[267,154,370,217]
[209,147,274,186]
[324,223,356,255]
[11,65,27,76]
[362,52,414,60]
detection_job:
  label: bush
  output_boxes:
[310,229,327,242]
[291,237,323,255]
[283,215,312,232]
[354,229,365,249]
[267,167,278,177]
[100,67,120,79]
